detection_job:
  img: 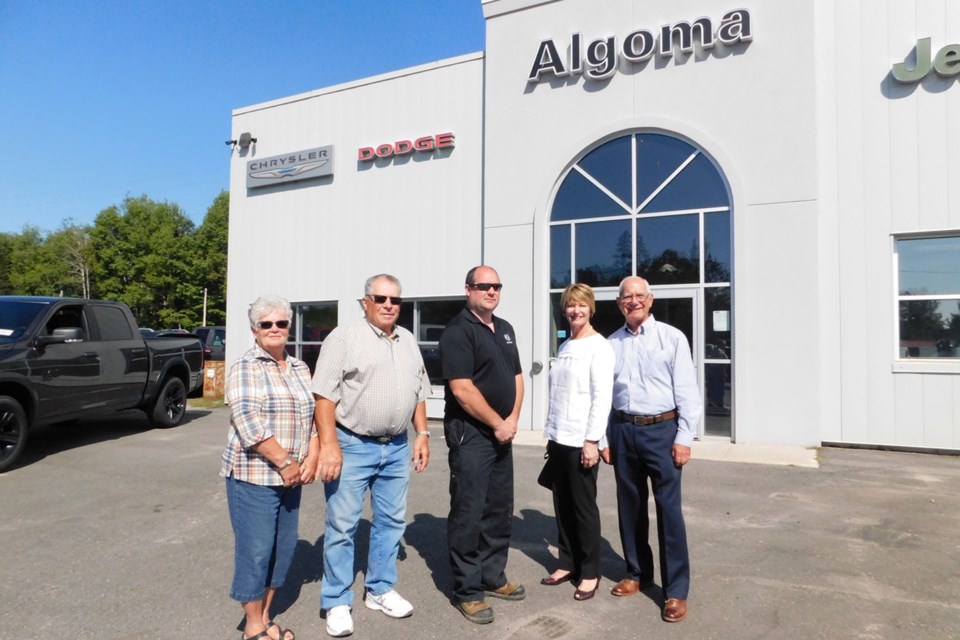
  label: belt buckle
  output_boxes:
[376,434,392,444]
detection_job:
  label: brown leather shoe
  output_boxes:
[662,598,687,622]
[611,578,640,596]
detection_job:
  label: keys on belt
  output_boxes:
[613,408,678,426]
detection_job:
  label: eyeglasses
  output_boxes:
[619,293,650,303]
[469,283,503,292]
[257,320,290,330]
[367,294,402,305]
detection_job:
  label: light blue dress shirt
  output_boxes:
[608,314,702,447]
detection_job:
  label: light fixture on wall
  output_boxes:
[225,132,258,149]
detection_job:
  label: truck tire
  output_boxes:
[0,396,28,472]
[150,377,187,428]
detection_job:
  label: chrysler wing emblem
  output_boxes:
[249,159,329,180]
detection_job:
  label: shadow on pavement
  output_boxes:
[8,408,212,472]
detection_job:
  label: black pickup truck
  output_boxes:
[0,296,204,471]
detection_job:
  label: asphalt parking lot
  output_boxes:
[2,406,959,640]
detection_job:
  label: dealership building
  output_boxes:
[226,0,960,450]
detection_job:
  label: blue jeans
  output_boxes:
[321,428,410,609]
[226,476,302,602]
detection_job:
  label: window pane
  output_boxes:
[550,292,622,357]
[299,344,322,372]
[552,169,628,221]
[705,211,731,283]
[636,133,697,206]
[705,287,732,359]
[644,153,729,213]
[578,135,632,206]
[421,345,443,385]
[90,305,133,340]
[298,304,337,342]
[418,299,463,341]
[899,299,960,358]
[397,304,414,334]
[636,214,699,285]
[898,236,960,295]
[575,219,632,287]
[550,224,571,288]
[704,363,731,437]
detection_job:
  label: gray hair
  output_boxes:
[364,274,402,295]
[248,295,292,328]
[618,276,650,297]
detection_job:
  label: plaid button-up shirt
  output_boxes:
[220,343,316,485]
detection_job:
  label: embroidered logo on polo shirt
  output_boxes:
[504,334,514,344]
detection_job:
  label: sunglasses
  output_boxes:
[469,282,503,292]
[367,294,403,305]
[257,320,290,330]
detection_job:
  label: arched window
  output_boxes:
[549,131,733,437]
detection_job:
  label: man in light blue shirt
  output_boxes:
[606,276,702,623]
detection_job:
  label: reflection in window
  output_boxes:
[705,211,731,283]
[575,220,632,287]
[289,302,338,372]
[896,236,960,360]
[637,214,699,285]
[397,298,463,385]
[551,225,571,288]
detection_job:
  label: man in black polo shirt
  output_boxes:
[440,265,524,625]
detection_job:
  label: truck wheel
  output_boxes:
[151,377,187,428]
[0,396,28,472]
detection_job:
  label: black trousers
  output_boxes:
[445,417,514,602]
[547,439,601,582]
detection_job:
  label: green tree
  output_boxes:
[192,191,229,325]
[90,196,197,328]
[46,221,93,298]
[6,226,75,296]
[0,233,13,294]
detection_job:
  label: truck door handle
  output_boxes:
[81,352,99,358]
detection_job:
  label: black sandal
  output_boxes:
[266,621,295,640]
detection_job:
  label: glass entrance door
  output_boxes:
[593,288,712,440]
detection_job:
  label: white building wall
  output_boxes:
[820,0,960,449]
[226,55,485,373]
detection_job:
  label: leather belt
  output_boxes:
[336,423,402,443]
[613,409,678,426]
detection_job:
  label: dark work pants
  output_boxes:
[607,417,690,600]
[547,439,601,582]
[445,417,514,602]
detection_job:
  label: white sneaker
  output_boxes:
[364,589,414,618]
[325,605,354,637]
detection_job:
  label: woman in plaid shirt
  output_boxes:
[221,295,318,640]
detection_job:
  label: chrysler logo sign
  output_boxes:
[528,8,752,83]
[246,146,334,189]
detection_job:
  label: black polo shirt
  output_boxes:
[440,307,522,425]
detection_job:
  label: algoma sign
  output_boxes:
[528,8,753,83]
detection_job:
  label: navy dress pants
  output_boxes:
[607,416,690,600]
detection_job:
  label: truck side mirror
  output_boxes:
[36,327,84,346]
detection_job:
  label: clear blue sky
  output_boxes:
[0,0,485,234]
